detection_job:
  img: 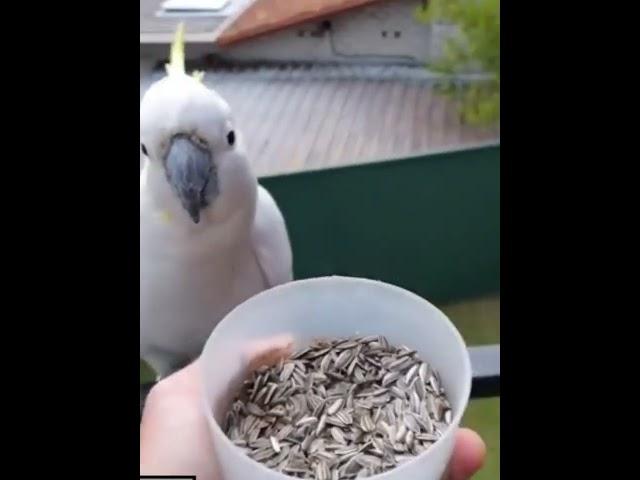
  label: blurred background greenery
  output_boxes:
[442,296,500,480]
[417,0,500,127]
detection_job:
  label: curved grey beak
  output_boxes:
[164,135,214,224]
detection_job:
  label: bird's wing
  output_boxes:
[251,185,293,288]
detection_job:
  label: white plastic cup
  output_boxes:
[200,276,472,480]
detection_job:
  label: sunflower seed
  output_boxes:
[315,461,330,480]
[334,349,354,370]
[381,371,401,387]
[405,430,415,449]
[393,442,408,453]
[335,340,360,350]
[250,447,276,462]
[309,438,325,454]
[418,362,428,383]
[364,356,382,369]
[313,450,337,463]
[291,347,311,360]
[252,385,267,404]
[444,409,452,424]
[264,447,290,468]
[373,406,383,424]
[330,427,347,445]
[326,398,343,416]
[316,413,328,435]
[403,413,421,433]
[415,376,427,400]
[317,384,327,398]
[268,405,287,417]
[252,373,266,397]
[404,364,419,384]
[390,386,407,400]
[360,412,376,433]
[301,433,315,452]
[395,454,414,464]
[296,415,317,427]
[416,432,439,442]
[395,423,407,443]
[397,348,417,359]
[347,356,359,376]
[355,454,381,469]
[411,390,421,413]
[426,395,437,418]
[319,352,333,373]
[283,465,308,475]
[335,445,360,456]
[276,424,294,440]
[264,383,278,405]
[269,436,281,453]
[388,356,412,371]
[247,426,261,442]
[306,347,332,360]
[246,403,265,417]
[291,370,306,387]
[336,410,354,426]
[429,374,440,393]
[223,335,451,477]
[424,414,434,434]
[377,420,393,439]
[358,335,378,343]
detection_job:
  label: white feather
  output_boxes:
[251,185,293,288]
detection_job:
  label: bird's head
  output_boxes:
[140,24,254,225]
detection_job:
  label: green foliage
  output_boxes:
[416,0,500,126]
[140,358,156,384]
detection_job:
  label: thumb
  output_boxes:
[244,334,295,370]
[446,428,486,480]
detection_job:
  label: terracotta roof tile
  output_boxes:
[215,0,386,46]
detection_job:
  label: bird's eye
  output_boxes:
[141,143,148,156]
[227,131,235,146]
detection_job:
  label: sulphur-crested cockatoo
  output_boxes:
[140,25,293,378]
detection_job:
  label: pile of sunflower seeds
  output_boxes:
[223,336,452,479]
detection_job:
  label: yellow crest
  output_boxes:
[165,23,205,83]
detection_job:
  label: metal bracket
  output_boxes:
[469,344,500,398]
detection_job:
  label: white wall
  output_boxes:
[217,0,456,65]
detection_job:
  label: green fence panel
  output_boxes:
[260,144,500,304]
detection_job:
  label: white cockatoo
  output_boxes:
[140,25,293,378]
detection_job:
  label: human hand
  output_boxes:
[140,359,485,480]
